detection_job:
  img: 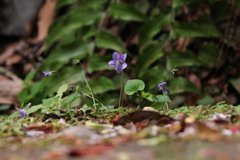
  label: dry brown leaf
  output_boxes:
[0,80,22,106]
[69,144,115,156]
[31,0,57,43]
[194,122,222,141]
[113,111,173,126]
[175,37,190,51]
[0,40,27,64]
[0,75,9,81]
[5,48,34,66]
[188,73,201,90]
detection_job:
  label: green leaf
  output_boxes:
[42,97,57,106]
[141,66,166,90]
[172,20,221,38]
[46,10,103,47]
[42,42,94,71]
[167,50,201,69]
[124,79,145,95]
[172,0,199,8]
[8,112,19,119]
[139,11,171,47]
[84,76,115,94]
[141,92,171,103]
[81,0,108,9]
[169,77,201,94]
[153,95,171,103]
[43,67,85,98]
[19,80,47,104]
[197,95,215,106]
[66,92,81,104]
[88,54,112,74]
[229,79,240,95]
[56,84,68,98]
[235,105,240,114]
[141,92,154,101]
[172,21,205,38]
[198,14,221,37]
[109,1,147,22]
[198,44,218,67]
[56,0,78,10]
[23,70,36,85]
[136,40,165,77]
[96,31,124,51]
[27,104,43,115]
[0,105,11,111]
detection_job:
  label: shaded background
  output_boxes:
[0,0,240,114]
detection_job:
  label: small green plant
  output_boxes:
[108,51,128,108]
[9,50,172,121]
[124,79,171,110]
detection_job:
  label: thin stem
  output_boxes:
[79,90,105,108]
[79,63,97,110]
[118,71,124,108]
[162,91,169,110]
[52,71,61,86]
[137,91,142,108]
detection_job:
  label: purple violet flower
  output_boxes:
[158,82,170,94]
[15,103,31,118]
[108,52,127,73]
[43,71,52,77]
[15,107,27,118]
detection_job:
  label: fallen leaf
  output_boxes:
[69,144,115,156]
[188,73,201,90]
[0,80,22,106]
[30,0,57,43]
[195,122,222,141]
[0,40,27,64]
[113,111,173,126]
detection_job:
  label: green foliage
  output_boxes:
[88,54,112,73]
[167,50,201,69]
[141,92,171,103]
[65,92,81,104]
[169,77,201,94]
[165,101,237,119]
[172,0,199,8]
[136,40,165,76]
[16,0,240,110]
[83,76,115,94]
[96,31,124,51]
[124,79,170,109]
[124,79,145,95]
[109,1,148,22]
[46,10,103,48]
[138,11,171,47]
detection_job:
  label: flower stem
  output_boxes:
[79,90,105,108]
[119,71,124,108]
[137,92,142,108]
[79,63,97,110]
[52,71,61,86]
[162,91,169,110]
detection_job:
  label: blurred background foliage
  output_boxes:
[15,0,240,109]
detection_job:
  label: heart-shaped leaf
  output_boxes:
[124,79,145,95]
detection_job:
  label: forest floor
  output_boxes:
[1,104,240,160]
